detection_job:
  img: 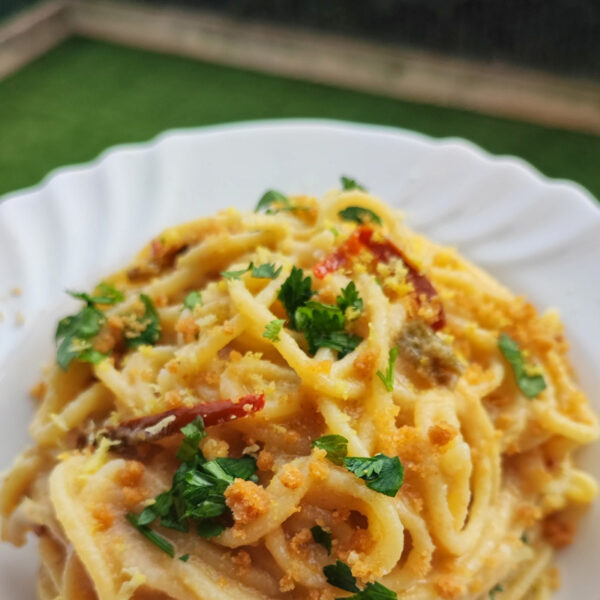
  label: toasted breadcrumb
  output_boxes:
[279,573,295,592]
[289,528,313,555]
[279,464,303,489]
[543,513,575,548]
[30,381,47,401]
[202,438,230,460]
[428,422,458,447]
[352,350,378,380]
[231,550,252,576]
[433,575,466,599]
[257,449,275,472]
[309,459,329,481]
[91,504,114,531]
[117,461,144,487]
[225,479,270,525]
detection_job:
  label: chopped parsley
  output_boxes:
[125,294,161,348]
[520,532,529,544]
[312,434,349,466]
[128,415,259,554]
[338,206,382,226]
[489,584,504,599]
[295,301,361,357]
[323,560,397,599]
[183,291,203,310]
[263,319,285,343]
[311,525,332,555]
[343,455,404,498]
[221,263,253,280]
[323,560,360,593]
[498,333,546,398]
[314,436,404,497]
[252,262,283,279]
[336,281,363,317]
[179,554,190,562]
[277,266,314,330]
[278,269,363,358]
[255,189,289,213]
[221,262,282,281]
[126,513,174,557]
[56,287,123,369]
[340,176,367,192]
[376,348,398,392]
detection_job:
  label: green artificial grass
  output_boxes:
[0,36,599,199]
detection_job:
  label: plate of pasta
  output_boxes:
[1,120,599,600]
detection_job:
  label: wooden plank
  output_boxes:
[2,0,600,134]
[0,0,70,79]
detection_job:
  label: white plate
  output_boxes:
[1,119,599,599]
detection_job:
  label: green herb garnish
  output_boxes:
[129,416,259,556]
[314,436,403,497]
[183,291,203,310]
[324,560,360,593]
[498,333,546,398]
[252,263,283,279]
[376,348,398,392]
[323,560,397,599]
[221,263,253,280]
[340,176,367,192]
[336,281,363,317]
[343,455,404,497]
[277,266,314,330]
[311,525,332,555]
[125,294,161,348]
[222,262,282,281]
[179,554,190,562]
[312,434,349,466]
[255,190,289,213]
[56,291,112,370]
[339,206,382,226]
[263,319,285,343]
[127,513,174,557]
[295,301,361,357]
[489,584,504,599]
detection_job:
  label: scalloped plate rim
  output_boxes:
[2,119,599,219]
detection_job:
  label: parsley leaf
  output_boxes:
[179,554,190,562]
[176,417,206,462]
[336,281,363,317]
[56,295,109,370]
[343,454,404,497]
[498,333,546,398]
[125,294,161,348]
[126,513,174,557]
[376,347,398,392]
[221,263,253,280]
[129,418,259,555]
[324,560,398,599]
[183,291,202,310]
[67,282,124,306]
[311,525,332,555]
[489,584,504,599]
[197,520,226,539]
[349,582,398,599]
[277,266,314,330]
[339,206,382,226]
[340,176,367,192]
[263,319,285,343]
[312,434,349,466]
[255,189,289,213]
[323,560,360,593]
[252,262,283,279]
[295,301,361,357]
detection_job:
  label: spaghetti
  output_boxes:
[1,184,598,600]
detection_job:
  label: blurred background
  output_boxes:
[0,0,599,198]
